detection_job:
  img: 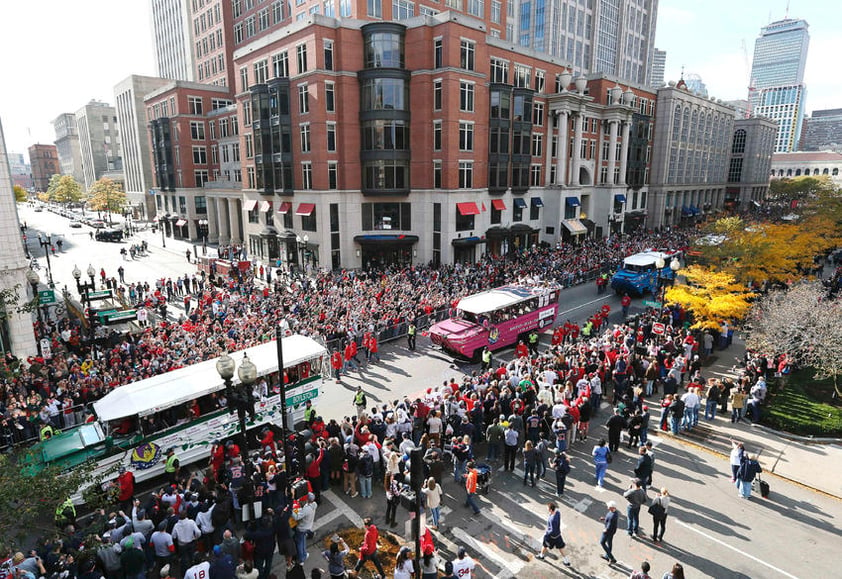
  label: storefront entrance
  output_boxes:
[354,235,419,270]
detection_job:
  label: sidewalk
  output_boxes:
[665,334,842,500]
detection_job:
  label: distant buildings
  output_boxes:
[650,49,666,88]
[770,151,842,187]
[28,144,60,192]
[749,18,810,152]
[150,0,195,81]
[7,152,32,190]
[683,73,708,98]
[727,116,778,209]
[799,109,842,152]
[75,101,122,190]
[52,113,85,185]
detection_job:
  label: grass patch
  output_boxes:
[762,368,842,436]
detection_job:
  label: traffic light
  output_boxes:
[410,448,424,492]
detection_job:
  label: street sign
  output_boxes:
[102,309,138,324]
[38,290,56,305]
[286,388,319,407]
[95,309,118,320]
[643,300,662,309]
[652,322,665,335]
[40,338,52,359]
[88,290,113,300]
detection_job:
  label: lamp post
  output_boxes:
[275,325,293,485]
[160,217,167,248]
[25,268,44,356]
[296,234,309,273]
[216,351,258,438]
[35,234,55,287]
[198,219,209,255]
[655,255,682,318]
[73,264,99,360]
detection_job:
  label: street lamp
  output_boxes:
[654,255,682,317]
[160,217,167,248]
[25,268,44,356]
[73,264,99,360]
[296,234,309,273]
[275,325,293,486]
[35,234,55,287]
[216,351,258,437]
[198,219,209,255]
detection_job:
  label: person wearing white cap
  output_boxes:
[599,501,619,563]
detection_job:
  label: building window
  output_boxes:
[433,121,442,151]
[219,118,229,138]
[491,0,501,23]
[240,66,249,91]
[460,81,474,112]
[323,40,334,70]
[361,202,412,230]
[302,162,313,189]
[253,59,268,84]
[433,79,442,111]
[328,161,338,189]
[272,51,289,77]
[490,58,508,83]
[247,166,256,188]
[530,165,542,186]
[434,38,443,68]
[392,0,414,19]
[245,134,254,158]
[296,44,308,74]
[300,124,311,152]
[194,170,209,187]
[192,146,207,164]
[433,160,442,188]
[514,64,530,88]
[363,160,409,190]
[458,161,473,188]
[325,82,335,112]
[298,84,310,113]
[732,129,747,154]
[367,0,382,17]
[534,70,545,93]
[532,102,544,126]
[512,203,523,222]
[326,122,337,152]
[531,134,542,157]
[455,206,475,231]
[459,122,474,151]
[460,40,475,71]
[272,0,284,22]
[529,195,541,219]
[190,121,206,140]
[188,96,203,115]
[301,205,317,231]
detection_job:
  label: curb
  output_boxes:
[747,422,842,445]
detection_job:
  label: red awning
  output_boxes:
[175,219,187,227]
[277,201,292,214]
[259,201,271,212]
[457,202,481,216]
[243,199,258,211]
[491,199,507,211]
[296,203,315,216]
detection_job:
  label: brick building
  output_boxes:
[28,144,60,192]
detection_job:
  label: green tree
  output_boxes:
[0,450,92,553]
[50,175,84,204]
[664,265,755,330]
[87,177,127,213]
[768,175,835,205]
[13,184,27,202]
[45,174,62,197]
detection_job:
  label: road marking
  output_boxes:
[451,526,525,578]
[321,491,364,527]
[311,506,344,532]
[572,497,593,513]
[674,519,799,579]
[558,295,612,317]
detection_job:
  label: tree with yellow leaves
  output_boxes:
[87,177,127,213]
[664,265,755,330]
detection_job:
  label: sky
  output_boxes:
[2,0,842,160]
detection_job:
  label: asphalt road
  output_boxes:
[17,204,840,578]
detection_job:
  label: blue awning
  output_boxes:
[513,198,528,208]
[531,197,544,208]
[614,194,627,203]
[565,197,581,207]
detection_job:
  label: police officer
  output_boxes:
[55,497,76,529]
[528,330,540,356]
[481,347,492,372]
[164,448,180,485]
[407,322,417,351]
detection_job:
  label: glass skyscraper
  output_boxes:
[749,18,809,152]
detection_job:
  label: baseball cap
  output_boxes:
[607,500,617,509]
[458,547,466,557]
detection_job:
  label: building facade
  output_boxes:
[7,152,33,190]
[28,144,60,192]
[0,119,38,357]
[749,18,809,153]
[75,101,123,190]
[151,0,196,81]
[648,80,735,229]
[770,151,842,187]
[192,0,236,87]
[799,108,842,152]
[51,113,85,185]
[115,75,173,220]
[726,117,777,209]
[650,48,665,88]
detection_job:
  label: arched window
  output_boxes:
[814,168,820,175]
[731,129,746,154]
[795,169,801,176]
[833,168,839,176]
[786,169,792,176]
[672,105,681,141]
[823,168,829,175]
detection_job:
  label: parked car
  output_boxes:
[69,220,83,228]
[95,229,123,242]
[89,220,106,229]
[34,207,43,212]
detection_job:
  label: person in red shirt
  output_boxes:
[354,518,386,577]
[209,441,225,481]
[621,293,632,318]
[116,466,136,512]
[331,350,343,383]
[367,335,380,364]
[305,441,326,503]
[515,341,529,359]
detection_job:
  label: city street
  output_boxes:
[17,203,842,578]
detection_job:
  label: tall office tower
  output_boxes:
[114,75,172,220]
[52,113,85,185]
[516,0,658,84]
[75,101,123,190]
[799,109,842,152]
[750,18,809,152]
[650,48,665,88]
[150,0,195,81]
[0,118,39,357]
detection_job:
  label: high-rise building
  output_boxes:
[28,144,60,192]
[749,18,809,152]
[150,0,195,81]
[0,118,39,357]
[650,48,666,88]
[75,101,123,190]
[191,0,235,87]
[52,113,85,185]
[799,109,842,152]
[114,75,173,220]
[516,0,659,85]
[726,116,777,210]
[683,73,708,98]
